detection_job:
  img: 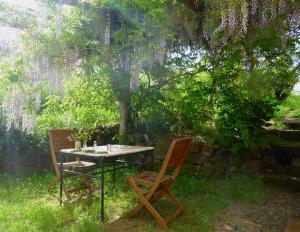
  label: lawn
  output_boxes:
[0,170,264,232]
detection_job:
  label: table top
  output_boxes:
[58,144,155,159]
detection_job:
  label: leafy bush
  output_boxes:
[163,72,214,134]
[35,75,118,139]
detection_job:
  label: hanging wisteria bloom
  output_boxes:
[2,85,40,134]
[130,54,143,91]
[154,36,167,65]
[22,112,36,135]
[208,0,290,47]
[104,10,111,46]
[1,1,79,134]
[240,0,248,35]
[129,35,167,91]
[0,26,22,56]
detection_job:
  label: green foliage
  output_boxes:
[0,0,299,160]
[113,133,143,145]
[275,94,300,119]
[163,72,214,134]
[129,76,174,137]
[129,71,214,138]
[0,61,25,84]
[272,94,300,128]
[35,75,118,138]
[211,65,281,153]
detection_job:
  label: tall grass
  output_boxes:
[274,94,300,121]
[0,171,264,232]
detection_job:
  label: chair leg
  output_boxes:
[163,189,186,224]
[152,188,186,225]
[149,187,186,225]
[141,195,167,229]
[127,178,146,218]
[48,176,71,200]
[150,190,165,205]
[127,182,166,218]
[164,208,184,224]
[82,176,93,193]
[48,177,59,191]
[48,174,95,201]
[63,184,72,200]
[165,189,186,213]
[128,179,167,229]
[128,201,144,218]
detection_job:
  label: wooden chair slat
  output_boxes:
[127,137,192,229]
[48,129,96,199]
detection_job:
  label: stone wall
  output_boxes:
[153,135,214,173]
[0,129,51,176]
[0,125,120,176]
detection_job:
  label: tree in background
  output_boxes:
[0,0,299,150]
[174,0,300,152]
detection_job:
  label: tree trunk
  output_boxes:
[119,100,129,134]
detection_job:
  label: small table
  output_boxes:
[57,145,155,221]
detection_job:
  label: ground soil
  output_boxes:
[214,182,300,232]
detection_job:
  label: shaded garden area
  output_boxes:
[0,0,300,231]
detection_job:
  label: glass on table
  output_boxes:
[82,141,87,151]
[93,141,98,152]
[107,144,111,153]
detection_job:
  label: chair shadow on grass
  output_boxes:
[104,198,183,232]
[48,181,94,202]
[104,217,150,232]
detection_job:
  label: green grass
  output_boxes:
[273,94,300,128]
[0,170,264,232]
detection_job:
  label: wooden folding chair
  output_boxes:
[48,129,96,200]
[127,137,192,229]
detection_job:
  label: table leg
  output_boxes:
[112,160,116,189]
[140,156,145,172]
[150,152,154,171]
[101,161,105,221]
[59,153,64,205]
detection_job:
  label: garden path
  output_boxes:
[215,187,300,232]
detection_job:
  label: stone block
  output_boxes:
[201,143,214,157]
[153,135,172,161]
[190,143,200,153]
[187,152,206,165]
[242,160,264,174]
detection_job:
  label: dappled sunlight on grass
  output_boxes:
[0,171,264,232]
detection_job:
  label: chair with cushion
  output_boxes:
[48,129,96,199]
[127,137,192,229]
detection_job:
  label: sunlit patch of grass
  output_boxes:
[0,170,264,232]
[273,94,300,128]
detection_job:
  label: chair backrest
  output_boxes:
[159,137,192,179]
[48,129,75,175]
